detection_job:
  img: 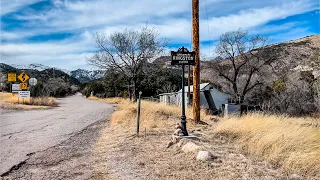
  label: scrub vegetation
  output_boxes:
[0,93,57,109]
[90,97,320,178]
[214,114,320,176]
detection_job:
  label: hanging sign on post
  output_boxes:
[171,46,193,136]
[171,46,195,65]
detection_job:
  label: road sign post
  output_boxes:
[29,78,37,86]
[8,73,17,93]
[18,91,30,104]
[171,46,195,136]
[8,73,17,82]
[12,84,21,92]
[20,83,28,90]
[18,72,30,83]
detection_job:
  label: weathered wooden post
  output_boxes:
[192,0,200,123]
[137,91,142,135]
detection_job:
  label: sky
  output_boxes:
[0,0,319,70]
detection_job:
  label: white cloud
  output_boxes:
[200,0,317,41]
[0,31,96,70]
[0,0,43,16]
[0,0,317,69]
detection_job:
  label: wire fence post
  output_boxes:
[137,91,142,135]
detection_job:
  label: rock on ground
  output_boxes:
[181,142,200,153]
[196,151,216,161]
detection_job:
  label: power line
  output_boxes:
[204,0,212,59]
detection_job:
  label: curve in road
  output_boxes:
[0,94,114,175]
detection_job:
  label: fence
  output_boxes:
[141,97,160,103]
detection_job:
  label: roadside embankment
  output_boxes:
[89,97,319,179]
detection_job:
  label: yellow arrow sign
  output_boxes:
[18,72,30,83]
[8,73,17,82]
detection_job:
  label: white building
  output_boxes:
[159,83,230,111]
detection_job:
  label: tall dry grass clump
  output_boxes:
[214,113,320,176]
[109,98,209,131]
[89,96,125,104]
[1,93,57,106]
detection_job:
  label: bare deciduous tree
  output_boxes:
[88,26,167,100]
[210,29,280,102]
[0,71,5,83]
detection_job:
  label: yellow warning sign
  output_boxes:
[20,83,28,90]
[8,73,16,82]
[18,72,30,83]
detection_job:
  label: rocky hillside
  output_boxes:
[0,63,106,84]
[201,35,320,83]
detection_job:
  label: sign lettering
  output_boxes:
[12,84,21,92]
[171,51,195,65]
[8,73,17,82]
[18,91,30,98]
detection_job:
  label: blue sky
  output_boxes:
[0,0,319,70]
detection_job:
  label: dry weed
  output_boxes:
[109,98,210,131]
[91,97,319,179]
[88,96,125,104]
[213,113,320,176]
[0,93,57,106]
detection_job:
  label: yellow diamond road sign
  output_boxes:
[8,73,17,82]
[18,72,30,83]
[20,83,28,90]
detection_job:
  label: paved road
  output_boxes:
[0,94,114,175]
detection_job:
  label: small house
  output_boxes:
[159,83,230,111]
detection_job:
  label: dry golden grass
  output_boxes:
[90,97,319,178]
[88,96,125,104]
[92,98,291,179]
[108,98,210,130]
[0,93,57,107]
[213,113,320,176]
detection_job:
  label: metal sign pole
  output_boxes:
[181,65,188,136]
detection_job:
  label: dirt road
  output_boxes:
[0,94,114,176]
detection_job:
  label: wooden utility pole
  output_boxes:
[192,0,200,122]
[188,65,191,102]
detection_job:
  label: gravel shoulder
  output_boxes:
[1,118,111,180]
[0,94,114,176]
[92,124,292,180]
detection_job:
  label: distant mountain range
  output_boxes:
[0,63,81,85]
[70,69,105,83]
[0,63,105,84]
